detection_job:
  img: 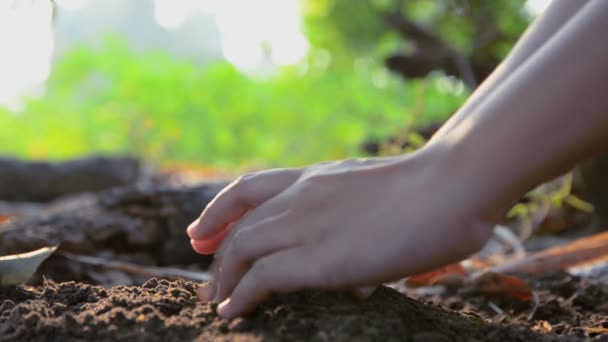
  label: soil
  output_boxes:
[1,182,608,341]
[0,279,586,342]
[0,183,226,286]
[399,272,608,341]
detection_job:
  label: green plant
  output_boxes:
[0,35,465,168]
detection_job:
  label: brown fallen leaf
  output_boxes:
[473,271,532,302]
[0,214,13,225]
[406,263,467,288]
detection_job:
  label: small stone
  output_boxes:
[143,278,158,289]
[170,288,182,298]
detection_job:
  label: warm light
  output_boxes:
[524,0,552,17]
[153,0,214,30]
[152,0,309,70]
[55,0,87,11]
[0,0,310,107]
[0,0,54,109]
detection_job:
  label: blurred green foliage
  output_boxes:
[0,0,533,168]
[0,36,464,168]
[303,0,530,61]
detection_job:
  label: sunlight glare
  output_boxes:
[153,0,309,71]
[524,0,552,17]
[0,0,54,109]
[213,0,309,70]
[154,0,214,30]
[55,0,87,11]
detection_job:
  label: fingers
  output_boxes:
[190,223,233,255]
[187,169,301,241]
[202,193,294,303]
[217,245,321,319]
[214,213,301,303]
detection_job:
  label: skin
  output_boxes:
[187,0,608,319]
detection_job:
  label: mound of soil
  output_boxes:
[1,181,606,341]
[0,184,225,286]
[0,279,573,342]
[400,272,608,340]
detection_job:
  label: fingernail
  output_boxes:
[186,218,200,237]
[217,298,231,319]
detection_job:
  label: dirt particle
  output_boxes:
[170,288,182,298]
[143,278,158,289]
[23,312,41,326]
[218,321,229,334]
[0,300,16,312]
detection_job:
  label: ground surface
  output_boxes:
[0,279,589,342]
[1,183,607,341]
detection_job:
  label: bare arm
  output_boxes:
[187,0,608,320]
[434,0,608,218]
[431,0,588,140]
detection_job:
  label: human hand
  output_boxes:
[188,162,379,300]
[188,147,494,319]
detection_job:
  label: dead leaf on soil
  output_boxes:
[0,214,13,225]
[0,245,58,285]
[472,272,532,302]
[406,263,467,288]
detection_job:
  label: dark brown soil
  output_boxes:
[0,184,226,286]
[0,279,582,342]
[399,272,608,341]
[1,182,607,341]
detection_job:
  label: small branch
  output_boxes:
[59,252,210,282]
[383,12,477,89]
[490,231,608,275]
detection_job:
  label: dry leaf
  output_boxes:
[473,272,532,302]
[0,245,58,285]
[0,214,13,225]
[406,263,467,288]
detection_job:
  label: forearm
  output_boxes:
[435,0,608,220]
[430,0,588,141]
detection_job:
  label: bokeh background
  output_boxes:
[0,0,550,170]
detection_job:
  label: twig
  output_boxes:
[494,225,526,258]
[59,252,210,282]
[487,301,504,315]
[527,291,540,321]
[491,231,608,275]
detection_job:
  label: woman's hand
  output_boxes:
[187,146,495,319]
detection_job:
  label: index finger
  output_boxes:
[187,169,301,241]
